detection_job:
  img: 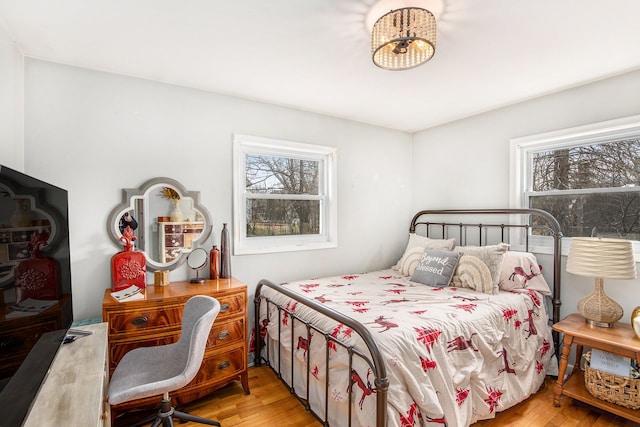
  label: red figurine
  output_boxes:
[111,226,146,292]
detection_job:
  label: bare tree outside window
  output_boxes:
[245,154,322,237]
[233,134,336,255]
[529,139,640,240]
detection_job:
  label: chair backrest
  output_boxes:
[175,295,221,384]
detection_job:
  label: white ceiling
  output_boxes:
[1,0,640,133]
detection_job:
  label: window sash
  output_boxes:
[510,115,640,257]
[233,134,337,255]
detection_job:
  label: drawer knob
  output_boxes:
[220,303,230,312]
[131,316,148,327]
[218,360,231,370]
[217,330,230,340]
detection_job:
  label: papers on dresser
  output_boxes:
[6,298,59,318]
[110,285,144,302]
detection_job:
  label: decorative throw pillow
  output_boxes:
[499,251,552,296]
[450,255,494,294]
[454,243,509,292]
[393,234,456,276]
[411,249,461,287]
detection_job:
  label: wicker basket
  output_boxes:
[583,351,640,409]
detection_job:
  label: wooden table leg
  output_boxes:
[554,336,573,407]
[571,344,583,375]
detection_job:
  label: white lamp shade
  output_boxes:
[566,237,637,280]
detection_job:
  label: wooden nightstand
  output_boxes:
[553,313,640,423]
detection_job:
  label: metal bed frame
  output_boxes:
[254,208,563,427]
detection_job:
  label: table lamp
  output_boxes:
[566,237,637,327]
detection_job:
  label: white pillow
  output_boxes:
[498,251,552,296]
[454,243,509,293]
[450,255,494,294]
[393,234,456,276]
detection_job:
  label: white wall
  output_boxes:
[0,23,23,169]
[412,69,640,321]
[23,59,413,321]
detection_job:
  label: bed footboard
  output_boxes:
[255,279,389,427]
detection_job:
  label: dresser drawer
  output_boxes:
[208,318,245,348]
[201,347,246,383]
[108,333,177,371]
[217,293,245,321]
[105,304,183,336]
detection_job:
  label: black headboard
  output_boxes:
[409,209,563,353]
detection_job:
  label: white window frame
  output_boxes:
[232,134,337,255]
[510,114,640,257]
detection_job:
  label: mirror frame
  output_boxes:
[107,177,212,272]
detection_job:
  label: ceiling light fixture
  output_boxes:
[371,7,436,71]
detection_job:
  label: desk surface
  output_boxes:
[23,323,108,427]
[102,278,247,306]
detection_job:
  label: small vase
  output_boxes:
[632,306,640,340]
[210,245,220,280]
[169,200,183,222]
[11,198,33,227]
[220,223,231,278]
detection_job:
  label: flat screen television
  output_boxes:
[0,164,73,426]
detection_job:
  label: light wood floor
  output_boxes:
[175,366,637,426]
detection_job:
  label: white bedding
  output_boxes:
[258,269,555,427]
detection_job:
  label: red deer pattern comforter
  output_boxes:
[259,269,554,427]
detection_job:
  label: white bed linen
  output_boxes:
[259,269,555,427]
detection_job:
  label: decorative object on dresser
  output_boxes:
[111,225,146,292]
[210,244,220,280]
[220,223,231,278]
[187,248,208,284]
[102,278,249,422]
[106,177,212,272]
[108,296,222,427]
[154,269,170,287]
[566,237,637,327]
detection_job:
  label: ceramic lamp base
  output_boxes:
[577,278,623,328]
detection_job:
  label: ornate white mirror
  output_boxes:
[107,177,212,272]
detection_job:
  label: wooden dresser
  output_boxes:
[102,278,249,414]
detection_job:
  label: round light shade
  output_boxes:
[566,237,637,280]
[371,7,436,70]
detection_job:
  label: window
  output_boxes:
[232,134,337,255]
[510,115,640,249]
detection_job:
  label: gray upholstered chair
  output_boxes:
[108,295,221,427]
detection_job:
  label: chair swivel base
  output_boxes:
[130,393,221,427]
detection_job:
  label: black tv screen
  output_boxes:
[0,164,73,426]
